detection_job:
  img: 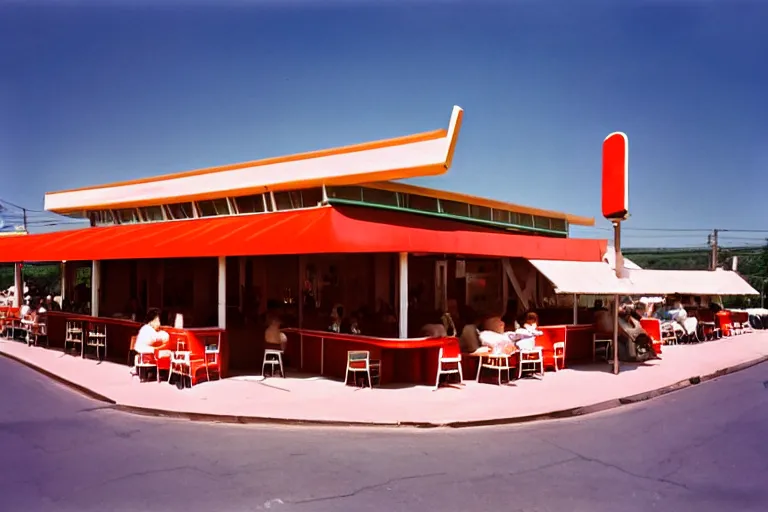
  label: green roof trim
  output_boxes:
[326,198,568,237]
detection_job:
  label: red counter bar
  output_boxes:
[42,311,229,379]
[283,328,448,385]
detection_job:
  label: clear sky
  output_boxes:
[1,1,766,247]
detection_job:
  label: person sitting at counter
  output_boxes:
[348,312,362,335]
[265,313,287,352]
[134,309,170,358]
[328,304,345,333]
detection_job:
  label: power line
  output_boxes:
[573,225,768,233]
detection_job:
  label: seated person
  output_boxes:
[20,299,31,319]
[348,313,362,335]
[328,304,345,333]
[264,314,287,352]
[421,323,448,338]
[594,307,614,338]
[590,299,608,313]
[132,309,171,373]
[517,312,543,351]
[459,321,486,354]
[440,311,457,337]
[478,316,520,355]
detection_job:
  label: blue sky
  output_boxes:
[1,1,766,247]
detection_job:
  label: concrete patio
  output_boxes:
[2,332,767,426]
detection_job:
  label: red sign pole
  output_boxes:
[602,132,628,375]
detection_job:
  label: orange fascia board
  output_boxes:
[45,106,464,213]
[367,182,596,227]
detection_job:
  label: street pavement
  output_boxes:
[1,356,767,512]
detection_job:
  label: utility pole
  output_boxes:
[709,229,719,270]
[22,208,27,232]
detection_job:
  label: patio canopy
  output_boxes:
[529,260,629,295]
[624,268,759,296]
[530,260,759,296]
[0,206,606,263]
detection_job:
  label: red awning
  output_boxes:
[0,206,606,263]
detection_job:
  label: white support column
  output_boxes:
[13,263,22,308]
[60,261,67,304]
[573,294,578,324]
[91,260,101,317]
[398,252,408,339]
[217,256,227,329]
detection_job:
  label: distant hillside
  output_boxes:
[624,246,765,271]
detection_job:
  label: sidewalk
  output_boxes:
[2,333,768,427]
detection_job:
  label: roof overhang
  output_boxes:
[530,260,759,296]
[0,206,606,263]
[45,106,464,214]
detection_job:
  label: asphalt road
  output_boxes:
[2,357,767,512]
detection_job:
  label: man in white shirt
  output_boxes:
[134,309,170,355]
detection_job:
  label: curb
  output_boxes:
[1,350,117,406]
[3,350,767,429]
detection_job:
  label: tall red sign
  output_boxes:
[601,132,628,221]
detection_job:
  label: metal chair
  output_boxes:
[434,341,463,390]
[552,341,565,371]
[593,333,611,362]
[87,322,108,361]
[203,333,222,382]
[64,320,84,356]
[476,353,513,385]
[344,350,380,388]
[518,347,544,379]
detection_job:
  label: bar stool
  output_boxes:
[518,347,544,379]
[87,322,108,361]
[64,320,84,357]
[262,349,285,378]
[552,341,565,371]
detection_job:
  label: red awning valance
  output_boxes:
[0,206,606,263]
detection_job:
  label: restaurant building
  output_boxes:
[0,106,756,381]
